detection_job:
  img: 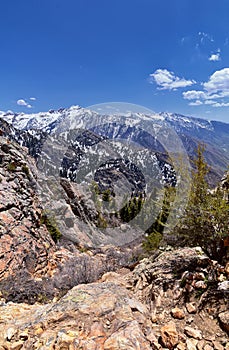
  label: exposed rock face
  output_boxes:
[0,133,228,349]
[220,171,229,202]
[0,117,47,159]
[0,282,152,349]
[160,321,179,348]
[0,247,228,349]
[218,311,229,334]
[0,136,142,304]
[0,137,55,283]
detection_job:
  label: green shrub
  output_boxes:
[7,162,17,172]
[22,164,30,177]
[143,186,175,252]
[174,144,229,263]
[102,189,111,202]
[97,212,108,228]
[119,195,144,222]
[142,231,162,252]
[40,211,62,243]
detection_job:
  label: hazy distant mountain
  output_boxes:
[0,105,228,247]
[1,106,228,184]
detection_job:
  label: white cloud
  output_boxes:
[149,69,196,90]
[209,49,221,62]
[204,100,216,105]
[183,90,207,100]
[149,66,229,109]
[209,53,220,61]
[17,99,33,108]
[189,100,203,106]
[203,68,229,92]
[183,89,229,101]
[17,99,28,106]
[30,97,36,101]
[212,102,229,107]
[183,68,229,108]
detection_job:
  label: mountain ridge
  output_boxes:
[1,105,228,185]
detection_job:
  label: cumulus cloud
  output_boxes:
[17,99,28,106]
[203,68,229,92]
[183,90,229,101]
[183,68,229,107]
[209,53,220,61]
[204,100,217,105]
[183,90,207,100]
[30,97,36,101]
[209,48,221,62]
[17,99,33,108]
[149,69,196,90]
[212,102,229,107]
[189,100,203,106]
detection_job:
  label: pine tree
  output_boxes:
[175,144,228,263]
[143,186,176,252]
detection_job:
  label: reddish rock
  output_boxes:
[184,326,202,340]
[171,307,185,319]
[0,282,152,349]
[161,321,179,349]
[0,137,57,299]
[225,262,229,277]
[186,338,198,350]
[186,302,197,314]
[218,311,229,334]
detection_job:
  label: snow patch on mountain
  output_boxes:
[160,112,214,131]
[1,106,217,135]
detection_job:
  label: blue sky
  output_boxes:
[1,0,229,123]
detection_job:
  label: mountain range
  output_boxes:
[0,105,228,185]
[0,106,229,349]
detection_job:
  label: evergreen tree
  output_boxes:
[175,144,228,263]
[143,186,176,252]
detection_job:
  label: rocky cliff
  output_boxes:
[0,247,228,349]
[0,136,56,281]
[0,128,228,350]
[0,136,140,304]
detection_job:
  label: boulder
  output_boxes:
[218,311,229,333]
[0,282,152,349]
[184,326,202,340]
[160,321,179,349]
[171,307,185,319]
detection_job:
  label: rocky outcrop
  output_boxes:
[218,311,229,334]
[220,171,229,203]
[0,117,47,159]
[0,247,228,349]
[0,135,142,303]
[0,136,56,283]
[0,133,228,349]
[0,282,153,349]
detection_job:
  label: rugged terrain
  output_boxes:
[0,109,228,349]
[0,140,228,349]
[1,105,229,184]
[0,247,228,349]
[0,136,55,282]
[0,136,141,302]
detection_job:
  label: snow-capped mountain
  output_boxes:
[0,105,228,184]
[0,106,216,133]
[1,105,228,246]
